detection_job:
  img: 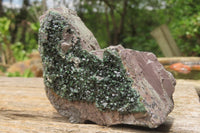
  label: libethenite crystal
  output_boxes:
[39,11,145,114]
[39,7,175,128]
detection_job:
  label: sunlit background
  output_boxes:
[0,0,200,78]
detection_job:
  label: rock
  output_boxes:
[39,7,175,128]
[7,52,43,77]
[28,51,41,59]
[0,70,4,76]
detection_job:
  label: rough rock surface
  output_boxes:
[38,7,176,128]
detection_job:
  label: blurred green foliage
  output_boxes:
[6,69,34,77]
[11,42,28,61]
[0,0,200,67]
[76,0,200,57]
[167,0,200,56]
[0,17,11,47]
[76,0,165,56]
[0,65,6,72]
[0,17,10,36]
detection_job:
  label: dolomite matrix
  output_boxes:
[39,7,176,128]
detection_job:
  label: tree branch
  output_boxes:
[101,0,115,10]
[105,6,111,44]
[118,0,128,37]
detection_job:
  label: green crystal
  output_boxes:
[39,11,146,114]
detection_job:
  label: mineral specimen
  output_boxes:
[39,7,175,128]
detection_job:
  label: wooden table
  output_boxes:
[0,77,200,133]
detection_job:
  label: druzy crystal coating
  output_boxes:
[39,11,146,114]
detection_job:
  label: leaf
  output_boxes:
[30,22,40,32]
[5,19,11,32]
[23,69,34,77]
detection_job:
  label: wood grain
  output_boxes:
[0,77,199,133]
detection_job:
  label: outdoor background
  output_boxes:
[0,0,200,77]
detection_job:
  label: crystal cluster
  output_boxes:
[39,7,175,128]
[39,11,145,114]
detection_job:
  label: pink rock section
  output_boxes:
[111,45,175,127]
[92,45,175,127]
[41,7,176,128]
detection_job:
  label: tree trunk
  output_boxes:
[10,24,18,43]
[3,37,15,65]
[102,0,118,45]
[102,0,128,45]
[19,0,29,44]
[42,0,47,13]
[20,21,27,44]
[105,6,111,45]
[0,0,4,16]
[117,0,128,43]
[110,8,118,45]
